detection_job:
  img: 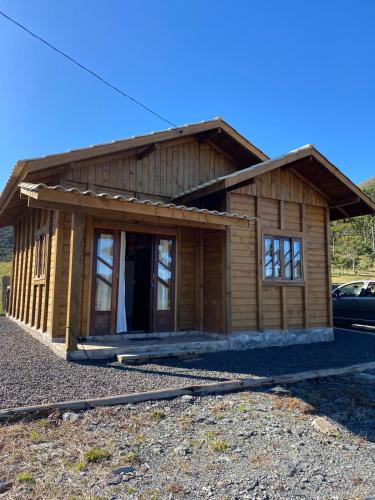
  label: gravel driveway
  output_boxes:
[1,317,375,409]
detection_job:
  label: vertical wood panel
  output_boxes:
[66,212,85,351]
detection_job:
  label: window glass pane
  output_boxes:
[158,239,172,268]
[366,282,375,297]
[96,260,112,284]
[158,262,171,283]
[98,234,114,266]
[35,233,46,278]
[157,282,170,311]
[273,239,281,278]
[293,240,302,279]
[264,238,273,278]
[339,282,364,297]
[95,278,112,311]
[283,239,292,279]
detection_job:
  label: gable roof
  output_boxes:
[0,118,268,225]
[173,145,375,221]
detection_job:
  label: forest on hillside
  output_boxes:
[0,227,13,262]
[331,178,375,276]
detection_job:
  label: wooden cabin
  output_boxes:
[1,119,374,360]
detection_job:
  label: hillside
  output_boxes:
[331,177,375,280]
[0,226,13,262]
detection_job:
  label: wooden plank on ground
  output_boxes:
[2,360,375,420]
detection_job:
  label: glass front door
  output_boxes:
[91,231,119,335]
[91,230,175,335]
[152,236,176,332]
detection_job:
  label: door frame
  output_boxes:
[89,225,178,336]
[151,235,177,333]
[90,229,120,335]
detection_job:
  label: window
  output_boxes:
[366,282,375,297]
[337,282,364,298]
[94,233,114,312]
[264,235,303,281]
[35,233,47,279]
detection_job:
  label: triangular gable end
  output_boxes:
[173,145,375,221]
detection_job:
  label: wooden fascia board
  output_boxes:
[22,188,251,229]
[26,199,228,231]
[310,149,375,213]
[19,120,267,174]
[219,121,269,161]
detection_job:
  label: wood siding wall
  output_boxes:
[203,230,225,332]
[8,208,56,335]
[61,139,237,199]
[229,169,331,332]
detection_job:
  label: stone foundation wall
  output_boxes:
[227,328,334,350]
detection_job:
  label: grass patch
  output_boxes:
[208,439,231,453]
[17,471,34,483]
[83,447,111,464]
[30,430,42,443]
[272,396,314,415]
[151,410,166,422]
[121,451,140,464]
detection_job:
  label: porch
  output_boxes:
[17,182,255,358]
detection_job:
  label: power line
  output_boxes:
[0,9,177,128]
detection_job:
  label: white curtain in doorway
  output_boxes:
[116,231,127,333]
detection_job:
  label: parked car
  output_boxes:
[332,280,375,326]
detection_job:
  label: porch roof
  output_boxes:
[18,182,255,229]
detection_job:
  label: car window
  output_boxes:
[338,282,364,297]
[365,282,375,297]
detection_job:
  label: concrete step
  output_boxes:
[116,339,229,363]
[117,339,226,355]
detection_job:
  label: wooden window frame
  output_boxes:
[263,234,304,283]
[34,228,48,282]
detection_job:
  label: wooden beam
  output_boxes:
[301,204,308,329]
[23,188,249,229]
[27,198,228,231]
[197,127,222,145]
[281,287,287,331]
[325,208,333,328]
[137,143,158,161]
[256,197,263,331]
[195,229,204,332]
[65,212,85,351]
[224,192,232,335]
[50,211,65,337]
[42,211,53,332]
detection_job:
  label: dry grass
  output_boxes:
[271,395,314,415]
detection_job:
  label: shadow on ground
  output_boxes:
[81,328,375,380]
[264,374,375,443]
[75,328,375,442]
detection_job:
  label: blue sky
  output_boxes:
[0,0,374,190]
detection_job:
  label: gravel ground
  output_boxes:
[1,373,375,499]
[1,317,375,409]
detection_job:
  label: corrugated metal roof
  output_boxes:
[19,182,256,222]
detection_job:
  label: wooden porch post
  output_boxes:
[65,211,85,352]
